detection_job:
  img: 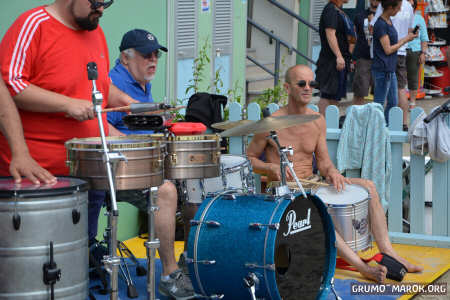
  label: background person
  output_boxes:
[372,0,415,130]
[247,65,423,283]
[352,0,380,105]
[406,0,428,110]
[371,0,416,124]
[107,28,194,299]
[316,0,355,115]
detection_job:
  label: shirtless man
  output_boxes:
[247,64,423,283]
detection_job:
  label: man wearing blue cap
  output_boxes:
[107,29,194,299]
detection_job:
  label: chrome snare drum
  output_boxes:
[181,154,255,203]
[65,136,165,190]
[0,177,88,300]
[315,184,371,252]
[164,134,221,180]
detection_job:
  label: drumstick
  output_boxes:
[101,105,186,114]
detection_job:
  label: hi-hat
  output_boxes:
[220,114,319,137]
[211,119,254,130]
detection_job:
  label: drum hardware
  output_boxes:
[145,186,160,300]
[117,245,139,299]
[12,191,20,230]
[330,278,343,300]
[190,220,222,227]
[101,102,176,113]
[244,263,276,271]
[243,273,259,300]
[72,187,81,224]
[43,241,62,300]
[88,61,127,300]
[249,223,280,230]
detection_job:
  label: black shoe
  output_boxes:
[403,124,408,132]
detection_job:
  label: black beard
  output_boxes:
[74,12,101,31]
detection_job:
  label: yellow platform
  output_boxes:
[335,242,450,299]
[123,237,450,299]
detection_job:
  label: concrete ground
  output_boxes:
[335,94,450,299]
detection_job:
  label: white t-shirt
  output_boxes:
[370,0,414,56]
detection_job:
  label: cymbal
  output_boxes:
[211,119,254,130]
[220,114,319,137]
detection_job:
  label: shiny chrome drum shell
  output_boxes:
[0,177,88,300]
[164,135,221,179]
[315,184,371,252]
[65,136,165,190]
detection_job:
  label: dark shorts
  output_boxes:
[396,55,407,89]
[353,58,373,97]
[406,50,421,90]
[320,68,348,101]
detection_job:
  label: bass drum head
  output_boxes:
[273,194,335,300]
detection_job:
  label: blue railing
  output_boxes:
[226,102,450,248]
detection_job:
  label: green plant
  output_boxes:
[185,38,210,95]
[252,81,288,110]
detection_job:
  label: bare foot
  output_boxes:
[391,254,423,273]
[359,264,387,283]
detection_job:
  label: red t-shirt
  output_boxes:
[0,6,110,176]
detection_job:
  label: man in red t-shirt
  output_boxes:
[0,0,138,243]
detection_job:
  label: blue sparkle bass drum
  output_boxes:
[187,191,336,300]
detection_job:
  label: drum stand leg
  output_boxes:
[145,187,160,300]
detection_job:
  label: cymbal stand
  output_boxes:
[145,186,160,300]
[241,106,248,154]
[267,131,307,198]
[88,62,125,300]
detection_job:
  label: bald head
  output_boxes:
[285,65,313,84]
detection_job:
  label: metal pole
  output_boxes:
[274,40,281,86]
[146,187,160,300]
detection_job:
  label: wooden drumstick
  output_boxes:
[101,105,186,114]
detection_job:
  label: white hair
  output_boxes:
[120,48,135,63]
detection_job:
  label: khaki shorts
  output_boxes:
[396,55,407,89]
[353,58,373,98]
[267,174,324,192]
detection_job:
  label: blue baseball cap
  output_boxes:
[119,29,167,54]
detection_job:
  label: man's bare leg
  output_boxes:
[398,88,409,128]
[350,178,423,273]
[318,98,339,116]
[155,181,179,276]
[182,203,199,251]
[336,232,387,283]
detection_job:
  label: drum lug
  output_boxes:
[249,223,279,230]
[190,259,216,265]
[153,159,163,169]
[170,153,177,165]
[212,151,220,164]
[222,194,236,200]
[245,263,275,271]
[190,220,221,228]
[263,195,276,202]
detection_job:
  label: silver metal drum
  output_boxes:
[164,134,221,179]
[315,184,371,252]
[0,177,88,300]
[65,136,165,190]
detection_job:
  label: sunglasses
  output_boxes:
[140,50,162,59]
[88,0,114,10]
[297,80,319,88]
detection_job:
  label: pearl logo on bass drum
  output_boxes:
[283,208,311,237]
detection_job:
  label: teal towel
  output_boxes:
[337,103,392,208]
